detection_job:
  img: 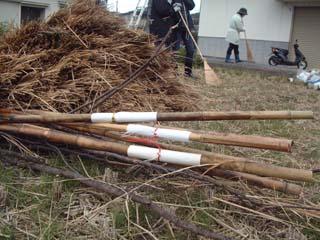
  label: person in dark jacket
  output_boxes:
[149,0,196,78]
[96,0,107,8]
[149,0,176,46]
[171,0,195,77]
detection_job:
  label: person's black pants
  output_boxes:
[227,43,239,56]
[172,30,195,74]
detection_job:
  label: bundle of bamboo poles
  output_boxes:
[0,109,315,195]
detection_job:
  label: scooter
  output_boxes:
[268,40,308,70]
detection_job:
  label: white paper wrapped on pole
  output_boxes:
[91,112,157,123]
[127,145,202,166]
[126,124,191,142]
[115,112,157,122]
[91,113,114,123]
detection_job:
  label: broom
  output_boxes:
[178,11,221,86]
[244,31,254,63]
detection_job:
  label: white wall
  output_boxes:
[199,0,294,42]
[0,1,21,26]
[0,0,62,26]
[44,2,60,18]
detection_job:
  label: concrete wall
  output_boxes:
[198,36,289,63]
[0,1,21,26]
[198,0,295,63]
[0,0,63,26]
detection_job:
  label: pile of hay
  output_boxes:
[0,0,198,113]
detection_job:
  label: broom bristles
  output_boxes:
[204,60,222,86]
[245,38,254,63]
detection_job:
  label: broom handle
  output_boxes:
[178,11,205,61]
[244,31,249,45]
[242,19,250,47]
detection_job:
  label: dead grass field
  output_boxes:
[0,66,319,240]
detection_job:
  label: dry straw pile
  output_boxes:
[0,0,197,113]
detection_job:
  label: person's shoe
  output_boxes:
[184,67,194,78]
[225,53,233,63]
[235,54,243,63]
[184,69,197,79]
[184,71,194,78]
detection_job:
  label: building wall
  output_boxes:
[0,0,62,26]
[0,1,21,26]
[43,1,60,18]
[198,37,289,64]
[198,0,294,63]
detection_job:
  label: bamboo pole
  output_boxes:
[0,113,91,123]
[0,124,312,182]
[82,131,302,195]
[91,131,313,182]
[83,148,302,195]
[64,122,293,152]
[157,111,314,121]
[0,110,314,124]
[207,169,302,195]
[166,163,302,195]
[194,133,292,152]
[86,148,302,195]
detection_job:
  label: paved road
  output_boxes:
[206,57,298,77]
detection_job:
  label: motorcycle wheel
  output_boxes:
[268,56,279,66]
[297,60,308,70]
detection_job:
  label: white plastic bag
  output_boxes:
[296,70,311,83]
[313,81,320,90]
